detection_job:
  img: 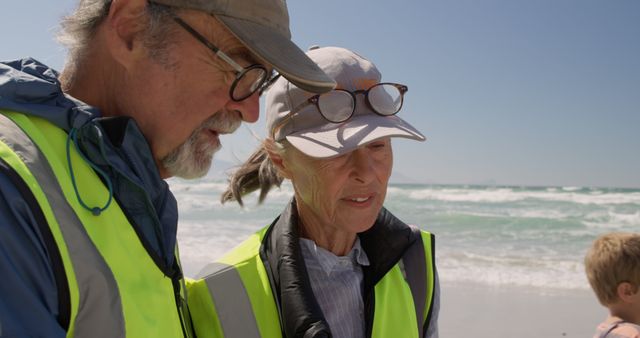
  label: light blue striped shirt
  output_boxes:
[300,237,369,338]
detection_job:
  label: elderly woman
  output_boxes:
[187,46,439,338]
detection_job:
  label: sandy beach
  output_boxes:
[439,281,606,337]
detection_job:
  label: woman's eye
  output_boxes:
[369,142,386,149]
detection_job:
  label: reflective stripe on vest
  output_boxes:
[188,227,281,338]
[398,225,428,334]
[0,112,185,337]
[188,225,435,338]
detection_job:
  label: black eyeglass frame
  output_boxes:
[290,82,408,123]
[172,16,272,101]
[269,82,408,139]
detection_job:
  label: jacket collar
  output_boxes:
[0,58,98,131]
[261,198,331,338]
[359,206,416,288]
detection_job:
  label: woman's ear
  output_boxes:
[617,282,639,303]
[266,147,293,180]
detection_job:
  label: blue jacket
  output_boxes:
[0,58,180,336]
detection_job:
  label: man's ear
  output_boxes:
[617,282,639,303]
[266,147,293,180]
[104,0,150,69]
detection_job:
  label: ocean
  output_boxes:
[170,178,640,291]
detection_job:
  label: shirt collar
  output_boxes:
[299,236,370,276]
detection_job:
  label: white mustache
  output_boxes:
[199,110,242,135]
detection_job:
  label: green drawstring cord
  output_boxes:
[66,127,114,216]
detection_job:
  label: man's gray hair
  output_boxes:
[58,1,176,80]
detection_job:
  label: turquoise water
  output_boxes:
[171,178,640,290]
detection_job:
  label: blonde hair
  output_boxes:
[221,139,288,206]
[584,232,640,305]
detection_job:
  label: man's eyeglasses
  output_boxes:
[290,83,408,123]
[172,16,272,101]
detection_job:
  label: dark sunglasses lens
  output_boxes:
[369,84,403,115]
[232,67,268,100]
[317,90,354,123]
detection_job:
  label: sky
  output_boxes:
[2,0,639,188]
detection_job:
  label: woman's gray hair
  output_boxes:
[58,1,176,82]
[221,139,287,206]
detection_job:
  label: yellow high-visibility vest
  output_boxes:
[0,111,189,337]
[188,225,435,337]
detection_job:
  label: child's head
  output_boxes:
[585,232,640,306]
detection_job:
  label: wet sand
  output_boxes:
[439,281,606,337]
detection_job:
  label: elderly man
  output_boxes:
[0,0,333,336]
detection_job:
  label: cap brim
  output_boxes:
[285,115,426,158]
[215,15,336,93]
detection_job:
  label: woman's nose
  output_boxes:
[350,149,375,183]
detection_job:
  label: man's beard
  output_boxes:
[161,111,241,179]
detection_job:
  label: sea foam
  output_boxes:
[172,178,639,289]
